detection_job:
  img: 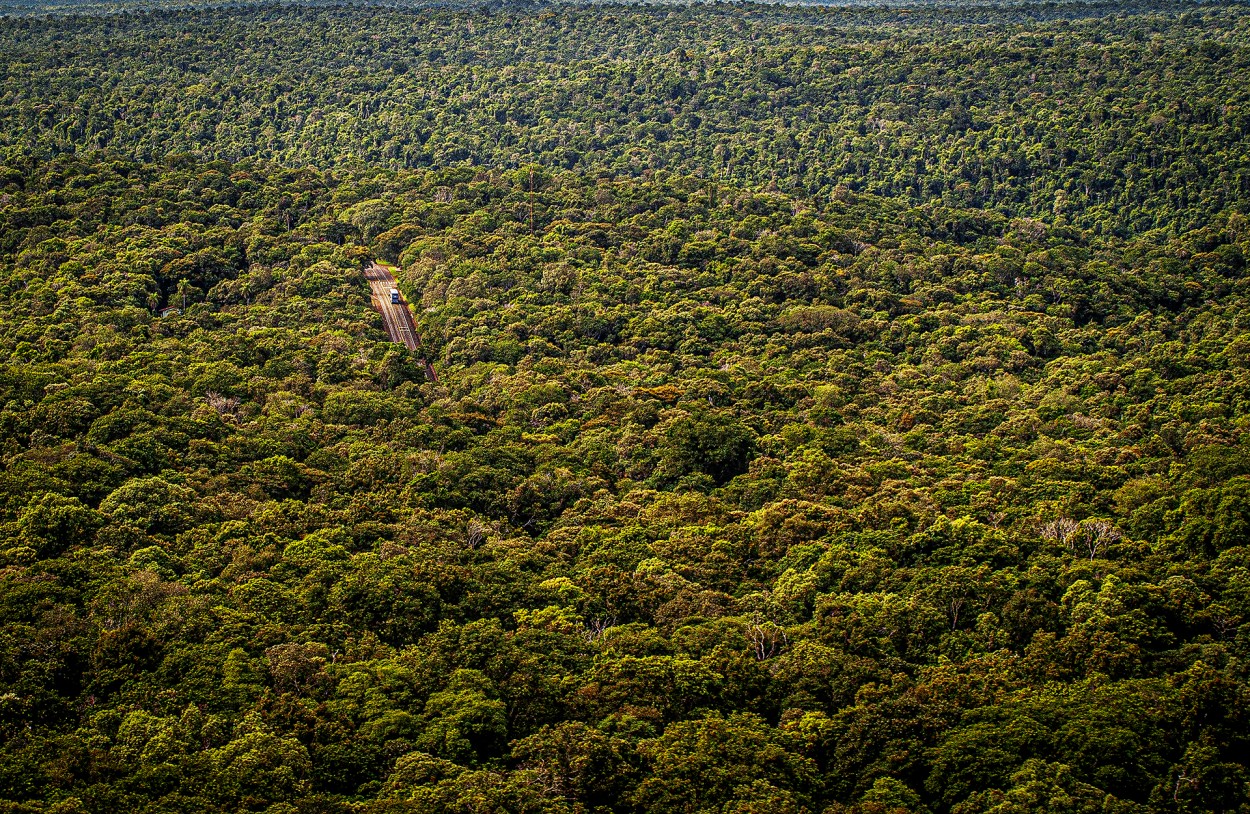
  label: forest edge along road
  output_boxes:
[364,261,438,382]
[364,262,418,350]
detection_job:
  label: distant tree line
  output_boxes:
[1,3,1249,234]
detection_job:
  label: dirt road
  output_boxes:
[364,262,438,381]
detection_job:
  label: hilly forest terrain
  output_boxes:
[1,2,1250,813]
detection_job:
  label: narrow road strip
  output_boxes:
[364,262,438,381]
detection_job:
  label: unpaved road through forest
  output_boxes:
[364,262,438,381]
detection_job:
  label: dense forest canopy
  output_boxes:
[3,2,1250,233]
[1,2,1249,814]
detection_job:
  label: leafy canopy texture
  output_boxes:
[0,3,1249,814]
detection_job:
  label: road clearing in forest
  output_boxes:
[364,261,438,381]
